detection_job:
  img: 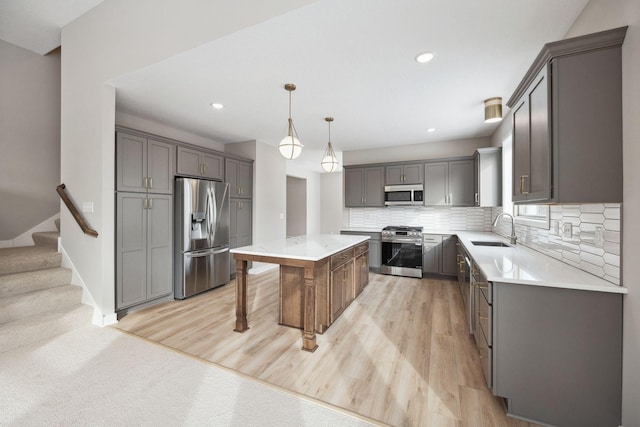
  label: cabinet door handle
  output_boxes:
[144,198,148,209]
[520,175,529,195]
[148,177,153,189]
[475,192,479,204]
[143,177,148,188]
[148,198,153,209]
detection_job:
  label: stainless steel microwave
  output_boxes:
[384,184,424,206]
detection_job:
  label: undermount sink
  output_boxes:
[471,240,511,248]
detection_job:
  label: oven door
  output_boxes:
[380,239,423,278]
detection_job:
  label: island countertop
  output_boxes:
[230,234,370,262]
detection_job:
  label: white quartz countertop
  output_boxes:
[230,234,370,261]
[340,228,382,233]
[456,231,627,294]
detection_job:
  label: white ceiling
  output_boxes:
[1,0,589,171]
[0,0,103,55]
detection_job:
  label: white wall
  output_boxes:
[116,111,226,151]
[564,3,640,425]
[60,0,317,322]
[0,41,60,241]
[343,136,491,165]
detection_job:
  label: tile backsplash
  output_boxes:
[491,204,621,285]
[349,206,495,232]
[349,204,622,286]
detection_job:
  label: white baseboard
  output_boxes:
[59,243,117,327]
[0,213,60,248]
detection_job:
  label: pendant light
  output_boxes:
[279,83,303,160]
[484,97,503,123]
[321,117,339,173]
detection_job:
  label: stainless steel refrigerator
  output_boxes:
[174,177,230,299]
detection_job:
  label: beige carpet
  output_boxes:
[0,325,376,426]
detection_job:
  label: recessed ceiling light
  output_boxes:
[426,128,436,133]
[415,52,435,64]
[210,103,224,110]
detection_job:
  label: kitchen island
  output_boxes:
[231,234,370,352]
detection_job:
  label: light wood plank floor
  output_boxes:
[115,270,541,427]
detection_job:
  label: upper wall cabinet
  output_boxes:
[344,166,384,207]
[474,147,502,207]
[508,26,626,204]
[116,132,175,194]
[177,146,224,181]
[225,158,253,199]
[423,159,474,206]
[385,163,423,185]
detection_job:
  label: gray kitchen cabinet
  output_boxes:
[473,147,502,207]
[116,192,173,310]
[423,160,474,206]
[230,199,252,275]
[441,235,458,275]
[492,281,622,427]
[177,146,224,180]
[344,166,384,207]
[225,158,253,198]
[385,163,423,185]
[507,26,626,204]
[422,234,457,276]
[116,132,175,194]
[340,231,381,272]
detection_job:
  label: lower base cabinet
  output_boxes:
[423,234,457,276]
[116,192,173,311]
[279,241,369,333]
[492,282,622,427]
[341,231,380,272]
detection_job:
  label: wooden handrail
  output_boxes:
[56,183,99,238]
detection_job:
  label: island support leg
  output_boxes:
[234,259,249,332]
[302,266,318,352]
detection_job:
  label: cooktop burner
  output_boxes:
[382,225,424,232]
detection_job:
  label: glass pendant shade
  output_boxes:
[484,97,503,123]
[320,117,339,173]
[280,84,303,160]
[321,143,338,173]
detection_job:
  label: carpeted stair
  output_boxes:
[0,219,91,353]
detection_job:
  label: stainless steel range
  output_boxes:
[381,226,423,278]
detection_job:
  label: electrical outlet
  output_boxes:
[552,221,560,235]
[82,202,94,213]
[595,226,605,247]
[562,222,572,238]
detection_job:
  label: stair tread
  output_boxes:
[0,304,93,354]
[31,231,60,237]
[0,267,72,298]
[0,245,61,275]
[0,284,83,324]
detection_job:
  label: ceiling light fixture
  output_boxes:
[321,117,339,173]
[415,52,435,64]
[426,128,436,133]
[279,83,303,160]
[210,103,224,109]
[484,97,503,123]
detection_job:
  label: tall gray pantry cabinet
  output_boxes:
[226,158,253,276]
[115,131,174,311]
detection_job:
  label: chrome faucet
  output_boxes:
[493,213,517,245]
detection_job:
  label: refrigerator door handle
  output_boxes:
[211,247,229,255]
[186,249,215,258]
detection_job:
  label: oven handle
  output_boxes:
[381,238,423,244]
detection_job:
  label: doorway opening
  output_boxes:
[286,176,307,237]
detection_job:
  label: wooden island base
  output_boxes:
[232,237,369,352]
